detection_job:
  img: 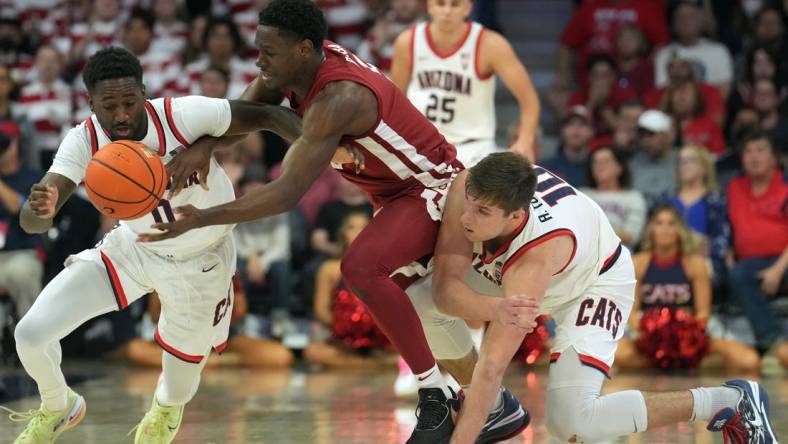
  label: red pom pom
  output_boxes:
[635,308,709,370]
[331,289,390,350]
[517,315,550,365]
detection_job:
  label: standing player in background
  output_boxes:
[3,47,301,444]
[391,0,540,166]
[143,1,530,442]
[411,152,778,444]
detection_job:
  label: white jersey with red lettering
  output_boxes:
[49,95,236,257]
[470,166,624,314]
[407,21,496,161]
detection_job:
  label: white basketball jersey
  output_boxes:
[407,21,496,146]
[470,166,622,314]
[49,96,236,257]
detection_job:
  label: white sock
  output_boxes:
[414,364,452,399]
[41,386,68,412]
[689,387,741,421]
[460,385,504,411]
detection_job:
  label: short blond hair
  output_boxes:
[678,145,718,192]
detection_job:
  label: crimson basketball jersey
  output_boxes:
[286,41,463,206]
[470,166,623,314]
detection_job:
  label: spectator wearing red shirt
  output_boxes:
[662,80,726,155]
[727,131,787,354]
[645,56,725,125]
[545,0,668,116]
[615,25,654,95]
[567,54,637,136]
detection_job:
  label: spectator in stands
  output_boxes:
[727,131,787,355]
[126,288,294,368]
[728,46,786,122]
[175,17,257,98]
[311,177,373,258]
[59,0,123,69]
[612,99,644,153]
[581,145,647,249]
[741,6,788,72]
[567,53,636,136]
[220,0,273,59]
[123,9,179,98]
[357,0,424,73]
[655,1,734,98]
[615,206,760,373]
[234,165,295,339]
[199,65,230,99]
[751,78,788,149]
[16,45,71,171]
[181,14,209,65]
[0,65,17,123]
[615,25,655,95]
[0,18,34,85]
[541,105,593,187]
[316,0,372,52]
[547,0,668,117]
[661,79,726,155]
[0,125,43,319]
[663,145,729,285]
[304,211,396,367]
[150,0,188,58]
[630,109,678,205]
[646,55,725,125]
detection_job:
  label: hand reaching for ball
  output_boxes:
[28,184,58,219]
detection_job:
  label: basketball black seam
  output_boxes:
[91,157,158,199]
[84,180,151,203]
[114,141,158,193]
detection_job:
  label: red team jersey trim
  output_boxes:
[480,212,530,265]
[144,100,167,155]
[154,328,204,364]
[500,228,577,276]
[163,97,190,148]
[425,21,472,59]
[474,28,494,80]
[99,251,128,309]
[550,351,611,378]
[85,117,99,155]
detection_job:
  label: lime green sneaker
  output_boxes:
[2,388,86,444]
[133,396,184,444]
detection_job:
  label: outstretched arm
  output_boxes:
[450,235,573,444]
[139,81,378,241]
[20,172,76,234]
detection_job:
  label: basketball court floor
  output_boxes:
[2,362,786,443]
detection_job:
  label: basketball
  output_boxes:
[84,140,167,220]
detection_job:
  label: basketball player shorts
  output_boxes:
[455,139,503,168]
[408,246,635,378]
[66,227,237,363]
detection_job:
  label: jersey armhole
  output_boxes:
[500,229,577,277]
[474,27,494,80]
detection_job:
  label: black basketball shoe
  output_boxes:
[406,387,458,444]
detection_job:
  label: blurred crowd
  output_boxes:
[0,0,786,377]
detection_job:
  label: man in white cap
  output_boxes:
[629,109,677,205]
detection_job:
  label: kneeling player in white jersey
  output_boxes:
[409,153,778,443]
[5,47,300,444]
[391,0,539,166]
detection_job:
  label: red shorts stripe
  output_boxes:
[99,251,128,309]
[154,328,204,364]
[214,340,228,354]
[549,352,611,378]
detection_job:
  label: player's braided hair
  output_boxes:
[258,0,327,51]
[466,153,538,214]
[83,47,143,92]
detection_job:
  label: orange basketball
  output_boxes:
[84,140,167,220]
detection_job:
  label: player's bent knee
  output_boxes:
[546,389,596,442]
[14,316,50,350]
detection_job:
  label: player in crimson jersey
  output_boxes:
[141,1,527,442]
